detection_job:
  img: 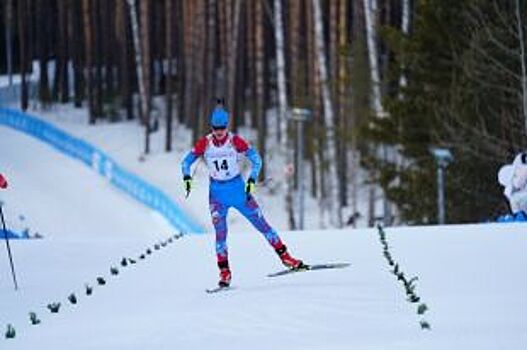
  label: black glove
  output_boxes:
[183,175,192,197]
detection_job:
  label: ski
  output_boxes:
[205,285,235,294]
[267,262,351,278]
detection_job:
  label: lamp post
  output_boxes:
[430,148,453,225]
[290,108,312,230]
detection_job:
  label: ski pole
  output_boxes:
[0,204,18,290]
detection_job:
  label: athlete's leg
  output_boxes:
[234,195,285,248]
[235,195,304,268]
[209,195,231,279]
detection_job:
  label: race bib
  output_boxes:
[204,135,240,181]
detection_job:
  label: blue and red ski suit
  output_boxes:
[181,132,286,268]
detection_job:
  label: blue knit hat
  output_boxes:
[210,108,229,128]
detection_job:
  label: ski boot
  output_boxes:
[218,260,232,287]
[275,245,307,270]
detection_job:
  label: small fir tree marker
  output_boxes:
[417,303,428,315]
[47,302,61,313]
[420,320,431,330]
[85,284,93,295]
[29,312,41,325]
[68,293,77,304]
[5,324,16,339]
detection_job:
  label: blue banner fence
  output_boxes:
[0,108,204,234]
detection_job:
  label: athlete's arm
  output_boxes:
[232,135,262,180]
[181,137,208,177]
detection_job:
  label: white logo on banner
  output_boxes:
[105,160,114,181]
[92,152,101,173]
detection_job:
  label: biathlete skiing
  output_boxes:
[181,102,305,288]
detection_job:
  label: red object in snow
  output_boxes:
[0,173,8,189]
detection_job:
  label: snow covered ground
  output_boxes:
[1,106,526,349]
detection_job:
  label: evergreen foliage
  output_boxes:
[365,0,526,223]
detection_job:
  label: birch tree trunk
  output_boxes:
[255,0,266,179]
[391,0,412,225]
[274,0,288,147]
[312,0,342,228]
[398,0,410,91]
[363,0,386,226]
[127,0,150,154]
[363,0,385,118]
[140,0,152,154]
[274,0,295,229]
[128,0,144,120]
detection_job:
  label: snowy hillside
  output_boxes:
[1,112,527,349]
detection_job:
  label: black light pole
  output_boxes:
[290,108,312,230]
[0,204,18,290]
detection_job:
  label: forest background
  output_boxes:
[1,0,526,227]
